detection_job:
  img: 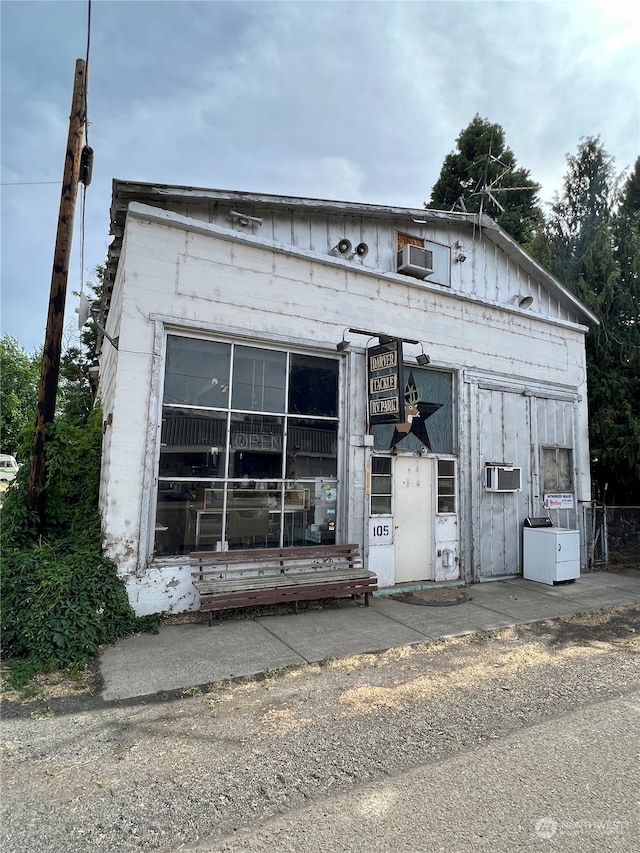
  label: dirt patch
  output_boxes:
[0,665,95,705]
[338,614,640,716]
[391,587,470,606]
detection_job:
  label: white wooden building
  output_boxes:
[97,181,598,616]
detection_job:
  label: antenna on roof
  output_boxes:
[464,131,538,220]
[451,196,467,213]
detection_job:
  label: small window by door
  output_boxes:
[542,447,573,492]
[371,457,392,515]
[437,459,456,513]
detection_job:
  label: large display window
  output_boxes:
[155,336,340,555]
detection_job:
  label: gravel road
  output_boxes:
[2,605,639,852]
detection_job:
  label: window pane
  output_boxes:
[164,336,230,408]
[226,485,272,549]
[288,354,339,417]
[438,459,455,477]
[303,480,337,545]
[542,448,555,491]
[558,449,573,491]
[438,477,455,496]
[371,475,391,495]
[437,495,455,514]
[155,480,220,555]
[371,495,392,514]
[372,457,392,475]
[229,414,283,479]
[286,418,337,478]
[159,408,227,478]
[232,346,286,412]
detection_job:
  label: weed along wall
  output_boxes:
[97,183,597,616]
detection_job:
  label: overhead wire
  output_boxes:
[1,181,61,186]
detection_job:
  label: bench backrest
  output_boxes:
[191,544,361,579]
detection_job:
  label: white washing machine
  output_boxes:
[523,518,580,585]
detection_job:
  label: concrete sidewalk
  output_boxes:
[98,570,640,702]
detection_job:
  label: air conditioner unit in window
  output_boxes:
[397,244,434,279]
[485,466,522,492]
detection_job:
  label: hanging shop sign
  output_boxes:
[367,338,405,425]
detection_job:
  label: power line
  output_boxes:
[1,181,61,186]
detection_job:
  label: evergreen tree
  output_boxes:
[539,139,640,503]
[427,114,544,245]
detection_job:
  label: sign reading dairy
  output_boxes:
[367,339,404,425]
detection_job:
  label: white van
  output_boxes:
[0,454,19,482]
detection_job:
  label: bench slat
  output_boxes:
[197,577,377,613]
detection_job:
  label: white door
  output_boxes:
[394,456,435,583]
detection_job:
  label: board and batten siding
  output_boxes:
[140,199,583,327]
[464,379,587,582]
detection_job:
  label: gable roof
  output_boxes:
[106,180,599,327]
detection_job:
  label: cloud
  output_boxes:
[1,0,638,351]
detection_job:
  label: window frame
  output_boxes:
[154,333,341,555]
[437,458,457,515]
[369,456,393,516]
[541,446,574,493]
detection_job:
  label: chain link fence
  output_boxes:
[583,505,640,568]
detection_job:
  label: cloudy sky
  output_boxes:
[1,0,638,353]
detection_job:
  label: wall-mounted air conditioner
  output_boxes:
[485,466,522,492]
[397,245,434,279]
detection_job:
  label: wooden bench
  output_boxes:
[190,544,377,625]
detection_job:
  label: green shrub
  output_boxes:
[1,406,158,687]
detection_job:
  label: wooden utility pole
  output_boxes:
[27,59,87,522]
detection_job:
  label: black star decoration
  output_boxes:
[389,374,442,452]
